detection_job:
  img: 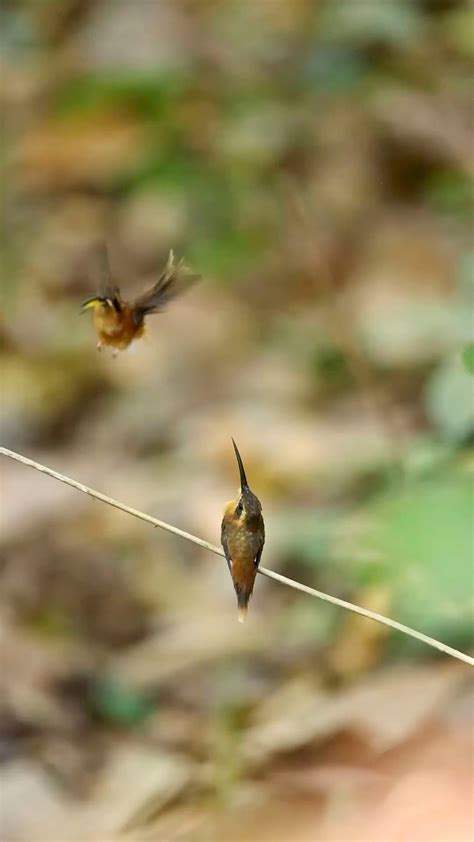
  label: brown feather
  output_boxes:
[131,250,200,326]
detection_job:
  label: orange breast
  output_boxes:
[94,307,144,350]
[226,524,260,593]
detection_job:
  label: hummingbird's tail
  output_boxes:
[238,606,247,624]
[235,583,252,623]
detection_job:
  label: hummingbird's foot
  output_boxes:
[96,341,104,352]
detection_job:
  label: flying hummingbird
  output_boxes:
[81,246,200,353]
[221,439,265,622]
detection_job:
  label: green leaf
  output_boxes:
[462,342,474,375]
[425,171,474,219]
[369,474,474,643]
[425,357,474,442]
[89,678,153,727]
[320,0,422,46]
[445,8,474,58]
[55,71,188,120]
[188,228,264,279]
[275,510,339,569]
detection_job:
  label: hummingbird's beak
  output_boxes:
[232,438,249,490]
[238,606,247,624]
[80,297,101,313]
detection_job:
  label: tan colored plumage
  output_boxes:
[221,440,265,622]
[81,248,199,353]
[86,301,145,351]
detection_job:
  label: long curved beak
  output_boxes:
[232,438,249,490]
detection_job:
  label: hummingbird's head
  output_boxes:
[231,438,262,524]
[80,296,121,314]
[81,247,122,314]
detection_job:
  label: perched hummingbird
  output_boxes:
[221,439,265,622]
[81,246,199,353]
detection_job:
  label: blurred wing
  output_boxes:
[132,250,200,325]
[97,244,122,306]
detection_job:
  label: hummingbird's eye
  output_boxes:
[235,501,243,517]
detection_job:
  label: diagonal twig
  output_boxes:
[1,446,472,667]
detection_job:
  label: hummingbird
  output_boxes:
[221,439,265,622]
[81,246,200,353]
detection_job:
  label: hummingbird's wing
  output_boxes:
[97,244,122,309]
[131,250,200,325]
[221,520,232,574]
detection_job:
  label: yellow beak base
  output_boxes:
[81,298,102,312]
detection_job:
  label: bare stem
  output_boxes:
[1,446,472,667]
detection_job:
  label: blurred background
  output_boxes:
[1,1,473,840]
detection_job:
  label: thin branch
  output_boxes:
[1,446,473,667]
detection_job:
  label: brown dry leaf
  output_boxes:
[0,616,91,733]
[12,116,143,190]
[1,760,81,842]
[321,725,474,842]
[97,746,193,834]
[70,0,191,73]
[192,724,474,842]
[242,663,468,767]
[375,89,474,175]
[110,611,271,690]
[1,747,193,842]
[136,723,474,842]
